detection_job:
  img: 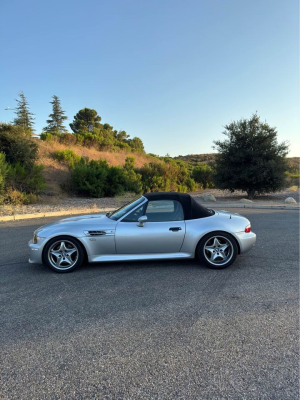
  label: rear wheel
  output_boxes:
[197,232,238,269]
[43,236,85,273]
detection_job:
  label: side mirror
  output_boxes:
[138,215,147,227]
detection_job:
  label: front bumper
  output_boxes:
[235,231,256,254]
[28,238,47,264]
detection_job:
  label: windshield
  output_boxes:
[107,196,145,221]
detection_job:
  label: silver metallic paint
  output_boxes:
[28,198,256,265]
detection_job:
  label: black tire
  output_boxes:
[197,231,238,269]
[43,236,85,273]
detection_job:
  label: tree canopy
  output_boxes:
[43,95,68,134]
[69,108,102,133]
[213,114,289,198]
[13,92,35,134]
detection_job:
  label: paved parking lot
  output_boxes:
[0,209,299,399]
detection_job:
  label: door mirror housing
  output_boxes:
[138,215,147,227]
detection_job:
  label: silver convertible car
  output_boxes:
[29,192,256,273]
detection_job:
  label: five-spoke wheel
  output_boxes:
[43,236,85,272]
[198,232,238,269]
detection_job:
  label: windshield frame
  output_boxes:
[107,196,147,221]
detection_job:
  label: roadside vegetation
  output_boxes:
[0,92,298,204]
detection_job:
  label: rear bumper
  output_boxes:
[235,231,256,254]
[28,238,46,264]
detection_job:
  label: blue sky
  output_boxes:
[0,0,299,156]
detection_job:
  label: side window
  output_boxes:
[146,200,184,222]
[121,204,146,222]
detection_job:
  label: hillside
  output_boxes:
[37,140,155,195]
[174,153,217,165]
[175,153,299,171]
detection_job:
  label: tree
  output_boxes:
[0,124,45,194]
[13,92,35,134]
[192,163,214,189]
[213,114,289,198]
[0,152,10,201]
[69,108,102,133]
[128,137,144,151]
[43,95,68,134]
[0,124,38,168]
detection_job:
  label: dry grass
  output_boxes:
[37,140,155,196]
[288,185,299,192]
[38,140,152,168]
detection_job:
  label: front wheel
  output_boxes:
[43,236,85,273]
[197,232,238,269]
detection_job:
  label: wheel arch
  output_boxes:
[42,234,89,264]
[194,230,241,258]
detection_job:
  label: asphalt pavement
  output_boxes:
[0,209,299,399]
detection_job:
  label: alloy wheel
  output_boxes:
[203,235,234,266]
[48,240,79,270]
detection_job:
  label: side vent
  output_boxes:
[87,231,106,236]
[84,230,115,236]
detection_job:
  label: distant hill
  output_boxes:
[174,153,299,171]
[174,153,217,165]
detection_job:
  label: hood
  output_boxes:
[34,213,115,235]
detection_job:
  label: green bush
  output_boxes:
[54,149,81,168]
[59,133,77,146]
[0,152,10,203]
[192,163,214,189]
[8,163,45,193]
[71,158,143,197]
[71,159,109,197]
[285,171,299,187]
[40,132,53,141]
[137,158,196,193]
[0,124,39,169]
[0,124,45,199]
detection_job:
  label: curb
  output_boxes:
[0,208,115,222]
[0,202,298,222]
[200,203,299,210]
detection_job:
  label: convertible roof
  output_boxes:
[143,192,212,220]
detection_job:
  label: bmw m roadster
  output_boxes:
[29,192,256,272]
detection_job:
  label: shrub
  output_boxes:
[59,133,77,146]
[4,188,39,205]
[54,149,81,168]
[137,158,194,193]
[71,158,143,197]
[0,124,38,169]
[192,164,214,189]
[71,159,109,197]
[40,132,53,141]
[74,134,85,146]
[285,171,299,187]
[8,163,45,193]
[0,152,10,203]
[0,124,45,198]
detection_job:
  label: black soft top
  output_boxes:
[143,192,213,220]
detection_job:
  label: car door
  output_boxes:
[115,199,186,254]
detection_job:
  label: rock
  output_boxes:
[285,197,297,204]
[203,193,216,202]
[239,198,253,204]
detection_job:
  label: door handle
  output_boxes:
[169,227,182,232]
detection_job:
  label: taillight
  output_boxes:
[245,224,251,233]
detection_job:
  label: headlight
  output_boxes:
[32,234,38,244]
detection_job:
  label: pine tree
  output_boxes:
[13,92,35,134]
[43,95,68,134]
